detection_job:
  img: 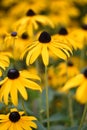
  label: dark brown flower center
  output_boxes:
[7,69,19,79]
[81,24,87,30]
[58,27,68,35]
[26,9,36,16]
[39,31,51,43]
[21,33,28,39]
[83,68,87,78]
[11,32,17,37]
[67,61,73,67]
[9,111,20,122]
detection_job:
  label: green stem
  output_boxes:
[65,60,74,126]
[45,66,50,130]
[78,103,87,130]
[68,94,74,126]
[21,98,27,115]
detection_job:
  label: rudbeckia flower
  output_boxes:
[4,31,18,50]
[62,67,87,104]
[0,108,37,130]
[21,31,72,66]
[0,68,41,105]
[0,51,12,70]
[57,60,80,78]
[14,9,54,37]
[52,27,81,50]
[70,24,87,49]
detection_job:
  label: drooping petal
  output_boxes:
[62,74,84,91]
[41,45,49,66]
[10,83,18,106]
[49,45,67,60]
[2,80,12,104]
[75,81,87,104]
[15,80,28,100]
[26,43,41,65]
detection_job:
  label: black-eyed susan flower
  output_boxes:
[4,31,18,50]
[14,9,54,37]
[57,60,80,79]
[0,108,37,130]
[62,67,87,104]
[0,68,41,105]
[21,31,72,66]
[52,27,81,50]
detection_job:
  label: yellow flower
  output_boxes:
[0,68,41,105]
[21,31,72,66]
[4,31,18,50]
[70,24,87,49]
[52,27,81,50]
[14,9,54,37]
[57,60,80,79]
[0,51,12,70]
[62,68,87,104]
[0,108,37,130]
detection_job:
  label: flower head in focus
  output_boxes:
[21,31,72,66]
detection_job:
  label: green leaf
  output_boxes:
[36,121,46,130]
[43,113,68,123]
[50,125,66,130]
[66,126,78,130]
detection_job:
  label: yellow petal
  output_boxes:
[41,45,49,66]
[49,45,67,60]
[20,78,42,92]
[26,44,41,65]
[9,123,14,130]
[75,81,87,104]
[21,116,37,121]
[0,121,11,130]
[10,83,18,106]
[3,80,12,105]
[14,123,23,130]
[20,70,40,81]
[15,80,28,100]
[62,74,84,91]
[0,77,8,85]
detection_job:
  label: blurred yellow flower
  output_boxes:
[0,108,37,130]
[62,68,87,104]
[14,9,54,37]
[0,68,41,105]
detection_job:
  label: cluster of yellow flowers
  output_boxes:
[0,0,87,130]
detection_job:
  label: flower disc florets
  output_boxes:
[7,69,19,79]
[26,9,36,16]
[58,27,68,35]
[81,24,87,30]
[67,61,73,67]
[11,32,17,37]
[39,31,51,43]
[21,33,28,39]
[83,68,87,78]
[9,111,20,122]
